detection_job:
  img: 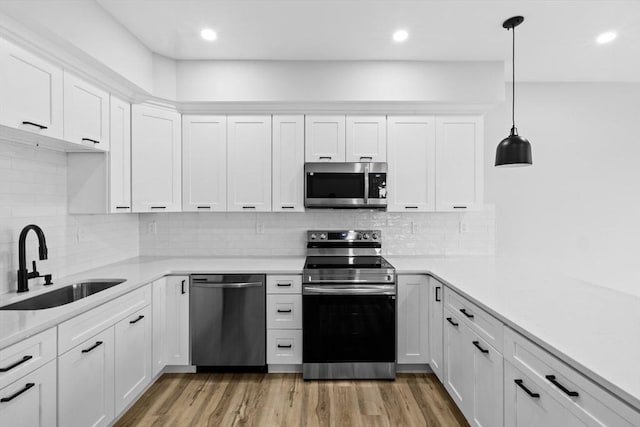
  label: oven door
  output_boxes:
[305,163,365,208]
[302,285,396,379]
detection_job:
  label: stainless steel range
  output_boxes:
[302,230,396,380]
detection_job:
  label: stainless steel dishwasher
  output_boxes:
[190,274,266,370]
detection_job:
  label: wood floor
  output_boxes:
[116,373,469,427]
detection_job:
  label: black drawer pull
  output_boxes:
[276,283,292,287]
[129,315,145,324]
[472,341,489,354]
[150,206,166,209]
[0,382,35,402]
[115,206,130,209]
[82,138,100,144]
[277,344,292,349]
[405,206,418,209]
[453,206,467,209]
[181,279,186,294]
[197,206,211,209]
[22,121,48,130]
[242,206,256,209]
[545,375,579,397]
[359,156,373,160]
[319,156,332,160]
[446,317,459,327]
[282,206,295,209]
[435,286,441,302]
[81,341,103,354]
[277,309,292,313]
[0,355,33,372]
[460,308,474,319]
[515,379,540,398]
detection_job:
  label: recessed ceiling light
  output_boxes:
[393,30,409,43]
[201,28,217,42]
[596,31,617,44]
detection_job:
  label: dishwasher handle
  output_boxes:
[191,280,263,289]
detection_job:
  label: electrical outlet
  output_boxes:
[148,221,157,234]
[459,220,469,233]
[411,221,419,234]
[76,227,86,243]
[256,222,265,234]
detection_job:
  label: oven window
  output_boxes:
[303,294,396,363]
[306,173,364,199]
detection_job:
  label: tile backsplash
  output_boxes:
[139,209,495,257]
[0,141,139,295]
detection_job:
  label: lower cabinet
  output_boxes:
[397,275,429,364]
[58,327,115,427]
[266,275,303,368]
[0,359,56,427]
[428,277,444,381]
[152,276,190,374]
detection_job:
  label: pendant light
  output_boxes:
[495,16,532,167]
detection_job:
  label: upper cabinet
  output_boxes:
[131,104,182,212]
[435,116,484,211]
[387,116,436,212]
[0,37,63,139]
[227,115,272,212]
[305,115,346,162]
[345,115,387,162]
[182,115,227,212]
[109,96,132,213]
[273,115,305,212]
[63,72,110,151]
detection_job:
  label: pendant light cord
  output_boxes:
[512,24,516,131]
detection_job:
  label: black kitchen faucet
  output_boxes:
[17,224,52,293]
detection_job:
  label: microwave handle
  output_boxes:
[363,164,369,205]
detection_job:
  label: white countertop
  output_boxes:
[1,255,638,410]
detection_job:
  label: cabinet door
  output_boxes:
[110,96,132,213]
[114,305,152,415]
[435,116,483,211]
[443,309,473,418]
[0,38,63,139]
[182,115,227,211]
[58,328,115,427]
[152,278,167,377]
[0,360,56,427]
[272,115,304,212]
[227,115,272,211]
[504,362,586,427]
[470,336,503,427]
[428,278,444,382]
[131,104,182,212]
[387,116,436,212]
[346,115,387,162]
[63,72,110,150]
[397,275,429,364]
[165,276,190,365]
[305,115,345,162]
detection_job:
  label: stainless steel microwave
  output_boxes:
[304,162,387,209]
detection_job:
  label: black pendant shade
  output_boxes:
[496,16,532,167]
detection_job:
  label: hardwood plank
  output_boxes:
[115,373,469,427]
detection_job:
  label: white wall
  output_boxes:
[152,53,177,100]
[484,82,640,293]
[0,141,139,295]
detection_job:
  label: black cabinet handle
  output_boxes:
[0,355,33,372]
[242,206,256,209]
[22,121,47,130]
[515,379,540,398]
[276,283,292,287]
[359,156,373,160]
[129,315,145,324]
[282,206,295,209]
[150,206,166,209]
[181,280,186,294]
[435,286,441,302]
[460,308,474,319]
[81,341,103,354]
[82,138,100,144]
[0,382,35,402]
[446,317,459,327]
[472,341,489,354]
[277,309,292,313]
[277,344,292,349]
[405,206,418,209]
[319,156,332,160]
[545,375,579,397]
[115,206,130,209]
[197,206,211,209]
[453,206,467,209]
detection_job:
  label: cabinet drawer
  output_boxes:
[444,287,503,352]
[266,295,302,329]
[266,275,302,294]
[504,327,640,427]
[0,327,56,392]
[58,285,151,355]
[267,329,302,365]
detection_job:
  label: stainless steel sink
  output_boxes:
[0,279,126,310]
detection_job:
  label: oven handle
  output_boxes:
[303,285,396,295]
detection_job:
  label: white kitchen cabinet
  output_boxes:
[165,276,190,365]
[114,305,152,415]
[131,104,182,212]
[58,327,115,427]
[227,115,272,211]
[272,115,305,211]
[0,359,56,427]
[386,116,436,212]
[428,277,444,382]
[110,96,132,213]
[182,115,227,212]
[267,275,303,370]
[443,310,474,415]
[63,72,110,151]
[397,275,429,364]
[305,115,346,162]
[152,278,167,377]
[345,115,387,162]
[435,116,484,211]
[0,37,63,139]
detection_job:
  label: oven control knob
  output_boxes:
[310,233,317,240]
[363,233,370,240]
[372,233,379,240]
[320,233,327,240]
